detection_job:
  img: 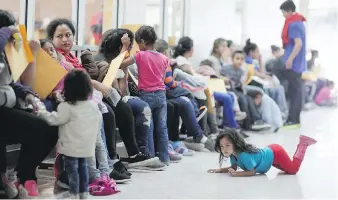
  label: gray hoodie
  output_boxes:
[0,27,17,107]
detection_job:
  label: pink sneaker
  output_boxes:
[89,178,115,196]
[17,180,39,199]
[101,173,119,193]
[299,135,317,146]
[89,184,115,196]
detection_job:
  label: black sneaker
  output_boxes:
[109,169,131,184]
[114,160,132,177]
[56,171,69,189]
[126,153,159,168]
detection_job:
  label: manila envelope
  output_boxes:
[208,78,227,93]
[33,48,68,100]
[102,51,127,87]
[5,25,34,82]
[121,24,142,56]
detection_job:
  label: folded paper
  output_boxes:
[5,25,34,82]
[103,51,127,87]
[33,48,68,100]
[208,78,227,93]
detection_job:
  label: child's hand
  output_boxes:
[29,40,41,56]
[121,33,131,49]
[207,169,221,173]
[228,169,237,177]
[25,94,38,113]
[52,91,65,103]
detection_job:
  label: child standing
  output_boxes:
[208,128,317,176]
[39,69,101,199]
[121,26,169,164]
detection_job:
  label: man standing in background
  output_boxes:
[276,0,306,128]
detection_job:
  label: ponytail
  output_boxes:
[173,36,193,58]
[243,38,258,55]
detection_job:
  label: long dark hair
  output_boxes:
[99,28,134,61]
[0,10,16,29]
[214,128,259,166]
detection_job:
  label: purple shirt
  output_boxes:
[283,21,306,73]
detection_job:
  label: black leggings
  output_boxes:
[167,100,180,142]
[0,107,58,183]
[103,99,139,157]
[102,102,118,160]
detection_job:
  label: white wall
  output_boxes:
[186,0,238,67]
[119,0,147,25]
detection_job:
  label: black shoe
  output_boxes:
[114,160,132,177]
[127,153,159,168]
[109,169,131,184]
[57,171,69,189]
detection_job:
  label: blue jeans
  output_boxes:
[140,91,169,162]
[172,96,203,137]
[100,122,114,168]
[213,92,237,128]
[64,156,88,195]
[87,124,110,182]
[266,86,288,114]
[125,97,152,155]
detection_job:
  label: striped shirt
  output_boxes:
[164,66,178,89]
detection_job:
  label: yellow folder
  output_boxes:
[208,78,227,93]
[5,25,34,82]
[121,24,142,56]
[102,51,127,87]
[33,48,68,100]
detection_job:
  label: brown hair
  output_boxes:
[211,38,226,55]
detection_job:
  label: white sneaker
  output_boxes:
[1,172,18,199]
[235,111,247,121]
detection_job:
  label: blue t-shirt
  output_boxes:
[245,56,260,71]
[230,147,274,174]
[283,21,307,73]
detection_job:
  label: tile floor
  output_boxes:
[20,107,338,199]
